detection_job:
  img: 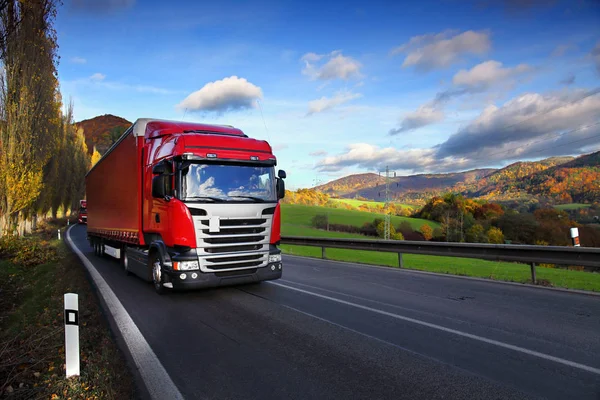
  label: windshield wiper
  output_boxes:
[185,196,225,202]
[229,195,266,202]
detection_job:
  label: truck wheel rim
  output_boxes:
[153,260,161,286]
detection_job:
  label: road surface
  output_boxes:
[68,224,600,400]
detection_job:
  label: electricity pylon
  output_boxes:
[378,166,398,240]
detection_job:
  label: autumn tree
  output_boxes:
[420,224,433,240]
[487,227,504,244]
[91,145,102,168]
[0,0,61,234]
[466,224,486,243]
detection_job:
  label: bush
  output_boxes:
[360,222,378,237]
[420,224,433,240]
[397,221,413,235]
[0,235,59,267]
[392,232,404,240]
[432,227,444,240]
[311,214,328,229]
[328,223,361,234]
[487,227,504,244]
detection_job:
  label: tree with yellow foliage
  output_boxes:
[91,146,102,168]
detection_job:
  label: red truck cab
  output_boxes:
[85,118,286,294]
[77,200,87,224]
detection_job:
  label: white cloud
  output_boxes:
[452,60,533,90]
[316,88,600,173]
[301,50,362,81]
[316,143,438,173]
[176,76,263,113]
[71,56,87,64]
[90,73,106,82]
[388,60,534,135]
[389,105,445,135]
[437,88,600,160]
[391,30,491,71]
[310,150,328,157]
[306,90,362,115]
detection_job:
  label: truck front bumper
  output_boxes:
[164,261,282,291]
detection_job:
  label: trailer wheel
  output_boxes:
[150,252,167,295]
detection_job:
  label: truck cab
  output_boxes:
[77,200,87,224]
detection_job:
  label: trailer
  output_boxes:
[85,118,286,294]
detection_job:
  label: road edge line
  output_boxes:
[282,254,600,297]
[65,226,184,400]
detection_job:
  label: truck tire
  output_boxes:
[121,247,132,276]
[149,252,167,295]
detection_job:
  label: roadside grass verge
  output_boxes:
[280,229,600,293]
[281,204,438,230]
[0,219,135,399]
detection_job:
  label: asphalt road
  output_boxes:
[68,224,600,400]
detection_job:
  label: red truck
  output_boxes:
[85,118,286,294]
[77,200,87,224]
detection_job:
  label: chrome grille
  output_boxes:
[196,216,270,272]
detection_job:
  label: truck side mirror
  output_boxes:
[152,176,167,199]
[276,178,285,199]
[278,169,286,179]
[152,162,167,175]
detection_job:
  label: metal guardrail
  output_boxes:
[280,236,600,284]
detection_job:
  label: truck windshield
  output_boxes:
[181,163,276,202]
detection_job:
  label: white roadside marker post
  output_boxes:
[58,229,61,240]
[64,293,80,377]
[570,227,580,247]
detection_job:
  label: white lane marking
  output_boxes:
[66,226,185,400]
[269,281,600,376]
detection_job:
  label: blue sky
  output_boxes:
[56,0,600,190]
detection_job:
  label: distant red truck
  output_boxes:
[85,118,286,294]
[77,200,87,224]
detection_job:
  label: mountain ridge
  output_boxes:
[314,152,600,205]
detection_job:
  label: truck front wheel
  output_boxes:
[150,252,167,295]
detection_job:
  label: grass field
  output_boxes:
[331,198,416,210]
[280,204,438,230]
[279,204,600,292]
[554,203,592,210]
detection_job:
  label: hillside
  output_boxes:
[459,156,575,200]
[314,151,600,205]
[75,114,131,155]
[517,151,600,204]
[316,169,496,202]
[317,173,387,196]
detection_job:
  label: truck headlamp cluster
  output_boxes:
[268,254,282,263]
[173,260,200,271]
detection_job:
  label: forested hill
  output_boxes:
[314,151,600,205]
[316,169,496,201]
[75,114,131,155]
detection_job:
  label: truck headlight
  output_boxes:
[268,254,281,263]
[174,260,199,271]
